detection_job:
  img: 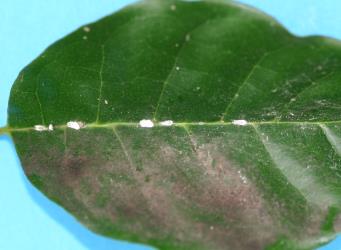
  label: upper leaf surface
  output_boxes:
[9,0,341,127]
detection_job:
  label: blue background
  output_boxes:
[0,1,341,249]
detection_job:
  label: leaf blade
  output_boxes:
[7,0,341,249]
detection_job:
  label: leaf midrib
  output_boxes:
[1,120,341,134]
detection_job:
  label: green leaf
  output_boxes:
[3,0,341,249]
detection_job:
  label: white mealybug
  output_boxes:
[160,120,173,126]
[34,125,48,131]
[139,119,154,128]
[67,121,85,130]
[232,120,248,126]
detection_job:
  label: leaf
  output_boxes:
[3,0,341,249]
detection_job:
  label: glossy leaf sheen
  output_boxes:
[6,0,341,249]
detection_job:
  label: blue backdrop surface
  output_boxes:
[0,1,341,249]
